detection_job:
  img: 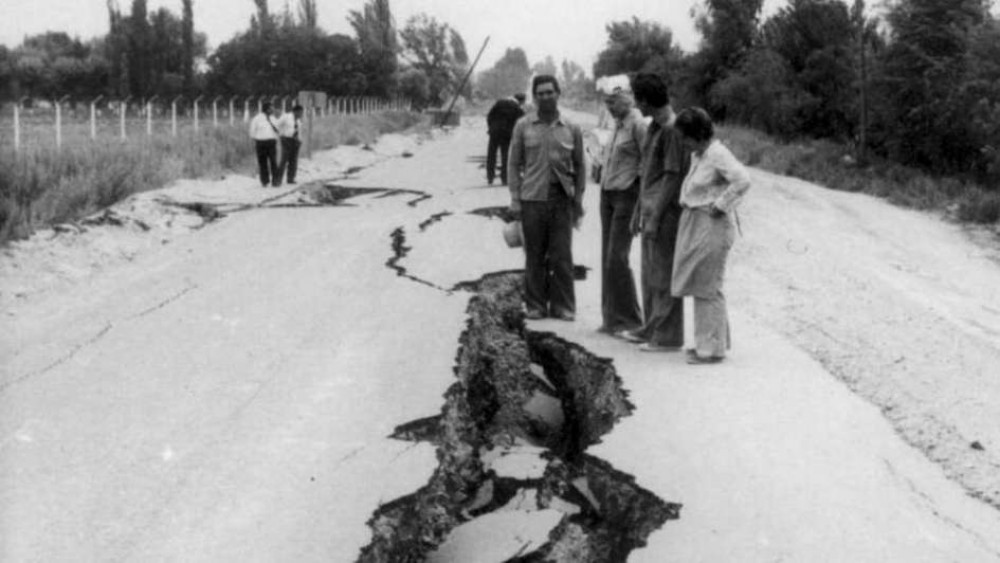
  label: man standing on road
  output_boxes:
[508,75,586,321]
[249,102,280,187]
[485,93,526,185]
[596,76,646,336]
[277,104,304,185]
[619,73,690,351]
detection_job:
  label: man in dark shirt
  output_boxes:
[508,76,585,321]
[486,93,526,185]
[620,73,691,351]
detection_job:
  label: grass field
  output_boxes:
[718,125,1000,227]
[0,111,425,243]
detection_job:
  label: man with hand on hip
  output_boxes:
[249,102,280,187]
[507,75,586,321]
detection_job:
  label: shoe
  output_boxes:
[487,178,494,186]
[686,353,724,365]
[596,325,616,335]
[639,343,682,353]
[525,309,546,320]
[552,310,575,322]
[617,330,646,343]
[288,180,297,185]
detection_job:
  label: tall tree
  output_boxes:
[181,0,194,95]
[399,14,465,106]
[251,0,271,37]
[475,47,530,99]
[348,0,398,97]
[593,17,683,79]
[127,0,151,97]
[876,0,990,171]
[298,0,318,29]
[689,0,764,113]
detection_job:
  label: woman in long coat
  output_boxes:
[671,108,751,364]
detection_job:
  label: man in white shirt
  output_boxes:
[277,104,304,185]
[249,102,280,187]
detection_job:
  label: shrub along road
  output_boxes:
[2,114,1000,561]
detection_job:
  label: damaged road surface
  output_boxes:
[360,273,678,562]
[6,116,1000,562]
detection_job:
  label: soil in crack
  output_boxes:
[357,272,679,562]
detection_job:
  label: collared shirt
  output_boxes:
[679,139,751,213]
[249,112,278,141]
[601,108,647,191]
[638,108,690,221]
[276,113,300,138]
[508,112,586,202]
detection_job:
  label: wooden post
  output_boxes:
[120,97,130,140]
[193,96,203,133]
[146,96,157,137]
[90,96,103,140]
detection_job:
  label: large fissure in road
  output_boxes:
[357,273,679,562]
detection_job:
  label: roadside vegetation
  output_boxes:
[0,111,423,242]
[719,125,1000,226]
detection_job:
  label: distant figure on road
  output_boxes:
[249,102,280,187]
[277,104,304,185]
[485,93,526,185]
[672,107,751,364]
[595,76,646,336]
[619,73,690,352]
[508,75,586,321]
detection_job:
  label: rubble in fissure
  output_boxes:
[357,273,680,562]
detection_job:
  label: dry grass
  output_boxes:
[719,125,999,225]
[0,111,424,243]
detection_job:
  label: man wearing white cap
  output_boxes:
[596,76,645,335]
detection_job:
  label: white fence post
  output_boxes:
[54,97,65,149]
[120,97,131,140]
[229,96,238,126]
[13,100,21,153]
[172,96,185,137]
[193,96,203,133]
[90,95,103,141]
[146,96,157,137]
[212,96,221,128]
[244,97,252,123]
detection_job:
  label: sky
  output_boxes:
[0,0,787,75]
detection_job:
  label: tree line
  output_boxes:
[0,0,473,110]
[574,0,1000,184]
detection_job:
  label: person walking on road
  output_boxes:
[619,73,691,352]
[508,75,586,321]
[672,107,751,364]
[249,102,280,187]
[596,76,646,336]
[277,104,304,185]
[486,93,526,185]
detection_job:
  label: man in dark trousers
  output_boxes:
[248,102,280,187]
[485,93,526,185]
[277,104,303,184]
[620,73,691,351]
[508,76,585,321]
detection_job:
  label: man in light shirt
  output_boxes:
[508,75,586,321]
[596,77,645,336]
[277,104,304,185]
[249,102,280,187]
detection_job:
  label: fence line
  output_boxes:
[5,94,414,153]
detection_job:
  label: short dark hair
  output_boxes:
[293,104,304,112]
[674,107,715,143]
[514,93,526,102]
[261,101,273,112]
[532,75,560,96]
[631,73,669,108]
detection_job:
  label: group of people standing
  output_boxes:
[249,102,304,188]
[505,73,750,365]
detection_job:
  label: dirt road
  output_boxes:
[3,114,1000,561]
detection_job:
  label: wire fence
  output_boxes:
[1,94,413,153]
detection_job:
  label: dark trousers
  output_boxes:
[521,185,575,316]
[636,209,684,346]
[486,133,511,184]
[279,136,300,183]
[255,139,279,186]
[600,186,642,331]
